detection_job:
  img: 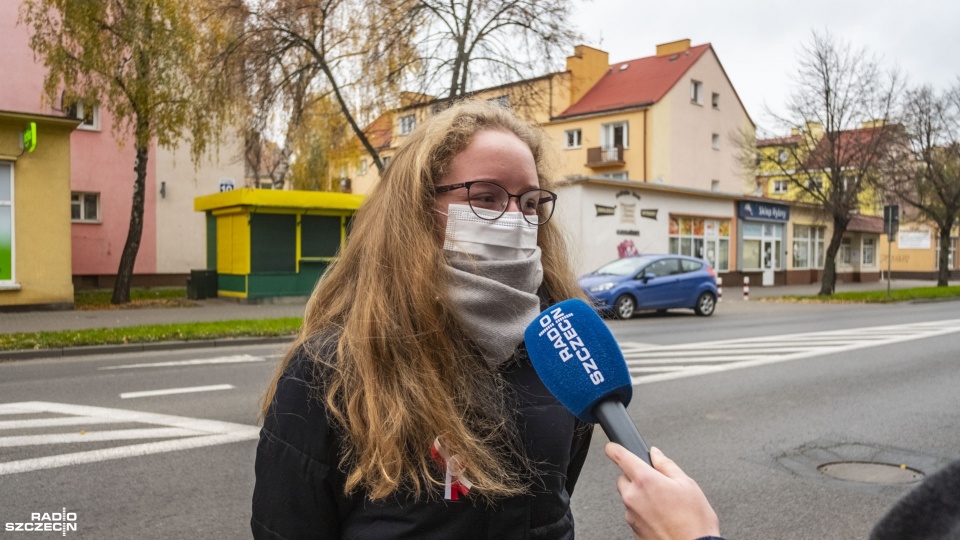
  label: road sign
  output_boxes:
[883,205,900,238]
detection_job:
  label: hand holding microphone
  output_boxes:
[524,299,721,540]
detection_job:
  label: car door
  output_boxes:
[636,258,681,309]
[675,259,705,306]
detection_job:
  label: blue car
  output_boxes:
[579,255,718,319]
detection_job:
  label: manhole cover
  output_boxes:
[818,462,924,484]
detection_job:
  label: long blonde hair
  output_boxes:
[260,100,582,501]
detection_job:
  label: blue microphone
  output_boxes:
[524,298,651,465]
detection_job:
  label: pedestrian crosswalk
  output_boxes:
[620,318,960,385]
[0,402,259,476]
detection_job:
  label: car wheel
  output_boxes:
[614,294,636,319]
[694,292,716,316]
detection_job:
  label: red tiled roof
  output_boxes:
[846,214,884,234]
[803,126,892,169]
[757,135,801,146]
[556,44,712,119]
[364,113,393,150]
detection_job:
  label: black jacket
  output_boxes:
[251,344,593,540]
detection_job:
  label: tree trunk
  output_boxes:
[937,220,954,287]
[818,218,848,296]
[111,141,149,304]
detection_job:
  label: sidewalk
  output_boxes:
[0,279,939,335]
[0,298,307,334]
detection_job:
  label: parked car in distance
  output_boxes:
[579,254,718,319]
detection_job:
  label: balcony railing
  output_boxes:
[586,146,625,168]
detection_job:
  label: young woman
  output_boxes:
[251,100,592,539]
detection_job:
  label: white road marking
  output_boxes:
[0,401,259,475]
[625,318,960,385]
[0,428,201,447]
[0,416,128,430]
[119,384,235,399]
[99,354,265,370]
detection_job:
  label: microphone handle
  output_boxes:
[593,398,652,466]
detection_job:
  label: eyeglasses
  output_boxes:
[433,181,557,225]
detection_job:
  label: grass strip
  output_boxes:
[0,317,302,351]
[74,287,194,310]
[778,285,960,304]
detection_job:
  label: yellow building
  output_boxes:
[879,223,960,280]
[0,111,78,310]
[337,40,754,196]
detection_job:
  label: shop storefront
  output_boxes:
[554,177,738,277]
[735,199,789,286]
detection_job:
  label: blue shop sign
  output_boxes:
[739,200,789,222]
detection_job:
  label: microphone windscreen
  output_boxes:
[523,298,633,423]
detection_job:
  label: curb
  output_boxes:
[0,335,295,361]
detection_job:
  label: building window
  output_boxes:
[564,129,582,149]
[399,114,416,135]
[71,103,100,131]
[71,192,100,223]
[488,95,510,108]
[381,156,392,170]
[669,217,731,271]
[711,179,720,192]
[0,162,14,282]
[793,225,826,269]
[357,159,367,176]
[711,92,720,109]
[601,171,628,181]
[690,80,702,104]
[807,177,824,191]
[772,180,789,194]
[601,121,628,149]
[862,237,876,266]
[711,133,720,150]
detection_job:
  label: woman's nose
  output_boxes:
[505,197,522,213]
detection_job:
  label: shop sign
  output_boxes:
[739,201,789,222]
[897,230,931,249]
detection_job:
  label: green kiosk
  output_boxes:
[195,188,364,301]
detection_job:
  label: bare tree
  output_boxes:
[416,0,578,100]
[757,31,902,296]
[883,84,960,286]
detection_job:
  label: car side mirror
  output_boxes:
[641,272,656,283]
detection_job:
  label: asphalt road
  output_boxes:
[1,300,958,539]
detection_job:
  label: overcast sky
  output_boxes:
[570,0,959,131]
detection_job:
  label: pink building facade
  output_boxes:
[3,1,160,287]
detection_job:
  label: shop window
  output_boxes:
[250,214,296,273]
[742,221,783,270]
[0,163,13,282]
[792,225,826,269]
[862,238,876,266]
[301,215,342,259]
[840,237,852,266]
[668,216,730,271]
[71,192,100,222]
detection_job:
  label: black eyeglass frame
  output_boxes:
[433,181,558,225]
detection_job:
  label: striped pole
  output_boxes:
[717,276,723,303]
[743,276,750,301]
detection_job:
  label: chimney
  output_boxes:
[565,45,610,107]
[656,39,691,57]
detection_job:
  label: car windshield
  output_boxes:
[590,256,656,276]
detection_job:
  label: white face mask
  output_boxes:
[441,203,538,260]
